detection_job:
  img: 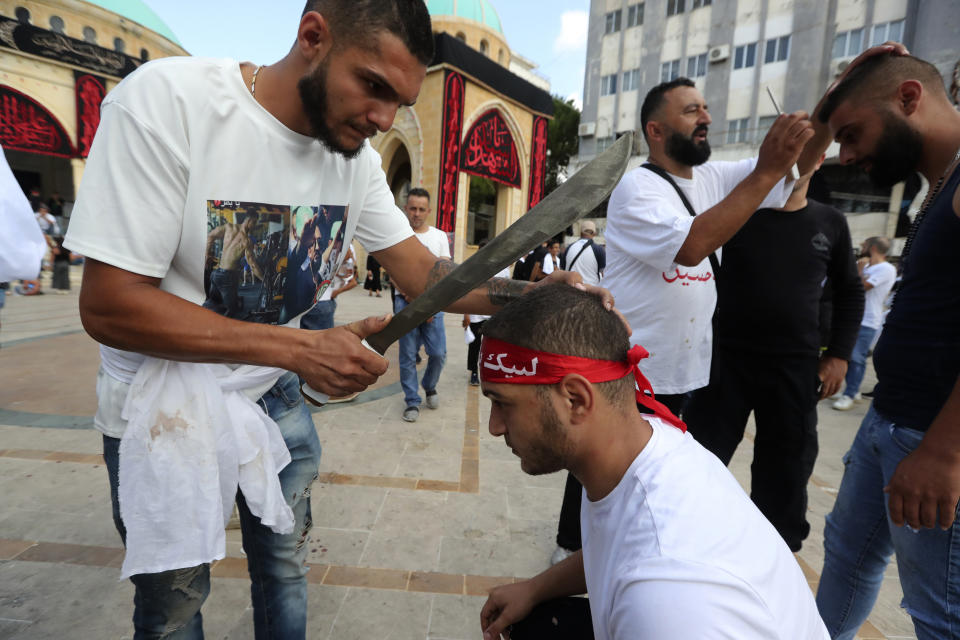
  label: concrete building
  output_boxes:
[0,0,187,209]
[576,0,960,249]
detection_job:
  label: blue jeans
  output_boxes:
[816,404,960,639]
[394,296,446,407]
[299,299,336,331]
[104,372,321,639]
[842,325,877,399]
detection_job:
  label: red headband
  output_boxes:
[479,337,687,432]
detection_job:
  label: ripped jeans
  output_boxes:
[103,372,322,639]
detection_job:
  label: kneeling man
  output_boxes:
[479,284,827,640]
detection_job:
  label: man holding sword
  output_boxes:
[65,1,613,637]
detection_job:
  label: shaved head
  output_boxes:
[819,54,947,124]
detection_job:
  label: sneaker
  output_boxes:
[550,546,576,565]
[828,389,845,401]
[402,406,420,422]
[469,371,480,386]
[425,391,439,410]
[832,395,855,411]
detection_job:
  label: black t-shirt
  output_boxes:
[715,199,864,358]
[874,166,960,431]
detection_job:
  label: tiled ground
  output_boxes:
[0,267,916,639]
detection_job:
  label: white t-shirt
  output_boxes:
[414,225,452,259]
[564,237,602,286]
[65,57,413,436]
[581,418,829,640]
[604,159,790,394]
[541,252,560,276]
[861,261,897,329]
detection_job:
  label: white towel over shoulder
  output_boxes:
[118,359,294,579]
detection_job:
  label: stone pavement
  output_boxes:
[0,266,915,639]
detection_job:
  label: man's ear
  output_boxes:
[645,120,664,144]
[296,10,334,62]
[558,374,595,424]
[896,79,923,116]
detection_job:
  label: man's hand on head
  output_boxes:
[827,42,911,97]
[532,269,615,311]
[296,314,391,397]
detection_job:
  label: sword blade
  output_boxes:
[365,132,633,354]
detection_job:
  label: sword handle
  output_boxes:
[300,339,379,407]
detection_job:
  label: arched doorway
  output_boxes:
[467,175,497,245]
[386,143,412,207]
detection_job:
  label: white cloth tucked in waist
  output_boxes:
[117,358,293,579]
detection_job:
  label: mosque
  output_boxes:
[0,0,553,262]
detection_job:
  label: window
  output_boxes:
[605,10,622,34]
[498,49,504,64]
[692,0,711,7]
[660,59,681,83]
[627,3,644,28]
[14,6,30,24]
[871,19,904,47]
[49,15,65,33]
[140,48,150,61]
[726,118,750,144]
[764,35,790,63]
[667,0,685,16]
[733,43,757,69]
[597,136,615,153]
[455,31,466,42]
[467,176,496,246]
[480,39,489,55]
[82,26,97,43]
[757,115,777,138]
[686,53,707,78]
[832,28,863,59]
[600,74,618,96]
[622,68,641,91]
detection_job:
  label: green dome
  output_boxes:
[426,0,503,35]
[81,0,181,46]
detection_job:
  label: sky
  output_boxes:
[143,0,590,108]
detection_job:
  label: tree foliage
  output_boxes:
[545,96,581,196]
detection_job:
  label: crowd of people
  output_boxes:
[0,0,949,638]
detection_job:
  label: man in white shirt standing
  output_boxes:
[562,220,604,287]
[61,2,606,636]
[833,236,898,410]
[603,77,824,414]
[477,284,829,640]
[395,188,451,422]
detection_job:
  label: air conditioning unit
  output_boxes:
[831,59,851,78]
[708,45,730,63]
[579,122,596,137]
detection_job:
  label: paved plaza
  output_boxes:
[0,266,916,639]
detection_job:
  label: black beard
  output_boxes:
[297,60,365,160]
[665,129,711,166]
[865,112,923,188]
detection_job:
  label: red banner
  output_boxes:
[75,72,106,158]
[459,109,521,188]
[436,71,465,232]
[527,116,548,209]
[0,85,75,158]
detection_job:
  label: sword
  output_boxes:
[302,132,633,406]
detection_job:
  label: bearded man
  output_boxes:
[63,1,606,636]
[549,77,826,565]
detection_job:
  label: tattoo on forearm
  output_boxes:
[426,259,456,290]
[424,259,525,307]
[486,277,527,307]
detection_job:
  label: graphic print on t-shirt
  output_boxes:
[203,200,350,325]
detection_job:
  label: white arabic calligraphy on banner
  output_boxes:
[482,353,539,378]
